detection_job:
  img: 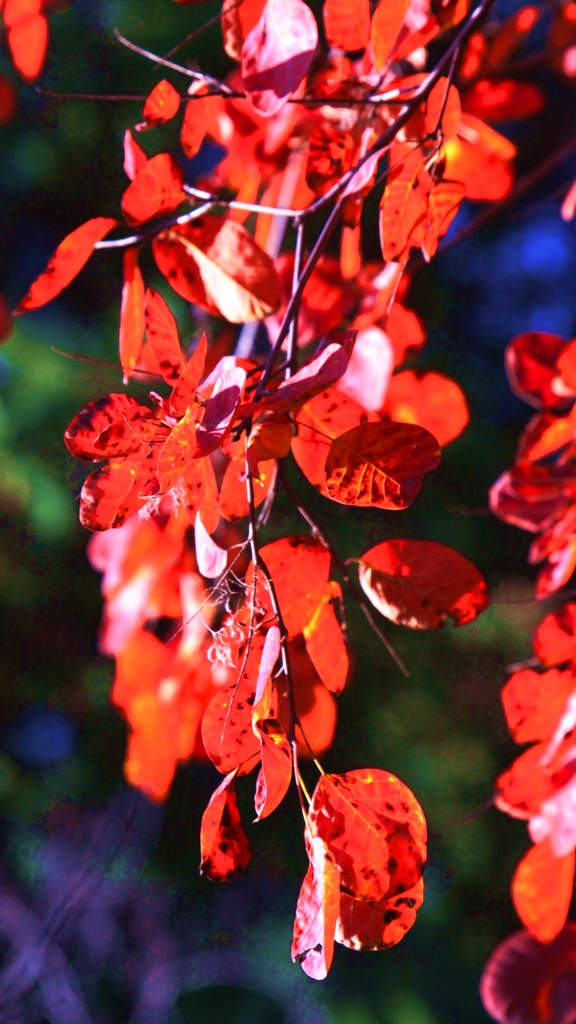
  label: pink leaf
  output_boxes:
[241,0,318,116]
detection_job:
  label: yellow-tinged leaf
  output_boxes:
[512,841,575,943]
[370,0,410,69]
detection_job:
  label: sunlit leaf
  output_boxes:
[357,538,488,630]
[292,387,377,493]
[241,0,318,116]
[303,582,349,694]
[512,840,575,943]
[200,771,253,881]
[292,833,340,979]
[152,215,281,322]
[170,333,208,418]
[309,769,426,902]
[249,536,332,637]
[370,0,410,69]
[534,604,576,667]
[144,288,185,384]
[64,394,167,461]
[14,217,117,313]
[501,667,576,744]
[383,370,469,446]
[336,878,424,950]
[201,631,269,773]
[4,0,48,81]
[121,153,186,225]
[135,78,180,131]
[325,420,440,510]
[222,0,267,61]
[119,247,145,380]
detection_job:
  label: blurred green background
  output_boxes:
[1,0,576,1021]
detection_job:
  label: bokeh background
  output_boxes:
[1,0,576,1020]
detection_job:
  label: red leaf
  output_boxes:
[292,387,377,494]
[249,536,332,637]
[253,717,292,819]
[119,247,145,380]
[135,79,180,131]
[123,129,147,181]
[495,743,559,821]
[4,0,48,82]
[241,0,318,117]
[309,769,427,902]
[200,771,253,881]
[480,925,576,1024]
[357,538,489,630]
[303,582,349,694]
[169,333,208,418]
[379,150,432,262]
[144,289,185,384]
[306,126,355,197]
[14,217,117,313]
[501,667,576,744]
[490,464,576,534]
[534,604,576,667]
[323,0,369,50]
[325,420,441,510]
[182,455,220,531]
[512,840,575,943]
[370,0,411,69]
[64,394,167,461]
[505,332,570,410]
[222,0,267,60]
[463,79,545,122]
[121,153,185,226]
[291,833,340,979]
[156,409,197,493]
[246,415,293,477]
[383,370,469,446]
[195,365,246,457]
[444,114,516,202]
[79,457,152,532]
[201,631,269,773]
[336,878,424,950]
[220,437,276,521]
[152,215,280,322]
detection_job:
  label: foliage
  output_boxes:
[2,0,576,1019]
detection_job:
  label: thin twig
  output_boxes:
[285,220,305,378]
[94,201,214,250]
[183,184,305,219]
[114,29,236,95]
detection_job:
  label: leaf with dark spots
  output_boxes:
[200,771,253,881]
[308,769,426,902]
[292,833,340,979]
[336,879,424,950]
[65,394,165,462]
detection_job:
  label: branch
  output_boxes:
[94,201,214,250]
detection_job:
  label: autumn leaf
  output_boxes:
[308,769,427,902]
[241,0,318,117]
[323,0,370,52]
[505,331,570,411]
[248,536,332,637]
[156,409,197,493]
[379,149,433,262]
[121,153,186,225]
[501,667,576,744]
[292,833,340,979]
[246,415,293,478]
[123,129,147,181]
[119,247,145,379]
[135,79,180,131]
[303,582,349,694]
[195,365,246,457]
[143,288,185,385]
[336,878,424,951]
[3,0,48,81]
[243,332,355,417]
[511,840,575,943]
[64,393,168,461]
[152,215,281,322]
[356,538,489,630]
[534,604,576,667]
[194,513,228,578]
[79,457,153,532]
[292,387,377,493]
[383,370,469,445]
[222,0,267,61]
[480,925,576,1024]
[201,631,269,773]
[219,436,276,521]
[325,420,440,510]
[200,771,253,881]
[169,333,208,418]
[14,217,117,313]
[370,0,411,69]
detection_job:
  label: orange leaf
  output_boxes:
[292,387,377,493]
[121,153,186,226]
[220,436,276,521]
[292,833,340,979]
[4,0,48,82]
[135,78,180,131]
[200,771,253,881]
[309,769,427,901]
[502,667,576,744]
[370,0,410,70]
[247,415,293,477]
[152,215,281,322]
[14,216,117,313]
[143,288,185,385]
[157,409,197,493]
[383,370,469,446]
[421,178,465,262]
[512,841,575,943]
[180,82,222,157]
[170,333,208,418]
[325,420,441,510]
[119,248,145,380]
[357,538,489,630]
[183,455,220,532]
[323,0,370,51]
[250,536,332,637]
[201,631,269,773]
[306,125,355,196]
[444,114,516,201]
[241,0,318,117]
[495,743,558,821]
[303,582,349,694]
[379,150,433,262]
[534,604,576,667]
[253,717,292,819]
[79,457,152,532]
[336,877,424,950]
